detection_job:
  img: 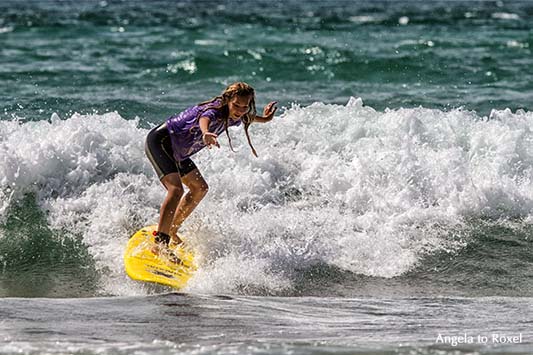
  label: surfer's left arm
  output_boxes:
[253,101,278,123]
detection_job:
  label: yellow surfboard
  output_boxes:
[124,225,196,289]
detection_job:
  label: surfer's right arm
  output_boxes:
[199,116,220,148]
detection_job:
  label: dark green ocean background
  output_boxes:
[2,0,532,121]
[1,1,533,354]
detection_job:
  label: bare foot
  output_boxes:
[151,238,184,265]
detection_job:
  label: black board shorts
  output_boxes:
[145,123,197,179]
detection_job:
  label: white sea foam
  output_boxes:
[1,100,533,295]
[0,26,14,34]
[348,16,383,24]
[492,12,520,20]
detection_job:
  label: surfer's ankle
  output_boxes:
[153,231,171,245]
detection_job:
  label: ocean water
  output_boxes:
[1,0,533,354]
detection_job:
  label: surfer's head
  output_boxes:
[222,82,256,121]
[221,82,258,157]
[197,82,259,157]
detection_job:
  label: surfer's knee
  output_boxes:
[191,179,209,200]
[162,173,185,200]
[198,180,209,196]
[183,172,209,199]
[167,183,185,200]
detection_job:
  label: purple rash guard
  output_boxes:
[166,100,242,161]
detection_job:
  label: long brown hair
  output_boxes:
[197,82,258,157]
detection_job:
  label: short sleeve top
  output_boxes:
[165,99,242,161]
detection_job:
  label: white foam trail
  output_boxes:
[1,101,533,295]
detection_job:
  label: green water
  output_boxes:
[0,194,99,297]
[1,0,532,122]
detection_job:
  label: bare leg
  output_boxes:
[169,168,209,237]
[158,172,185,244]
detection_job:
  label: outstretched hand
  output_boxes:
[263,101,278,120]
[202,132,220,148]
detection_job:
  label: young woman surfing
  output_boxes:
[145,82,277,257]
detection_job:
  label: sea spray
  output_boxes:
[187,98,533,293]
[1,100,533,296]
